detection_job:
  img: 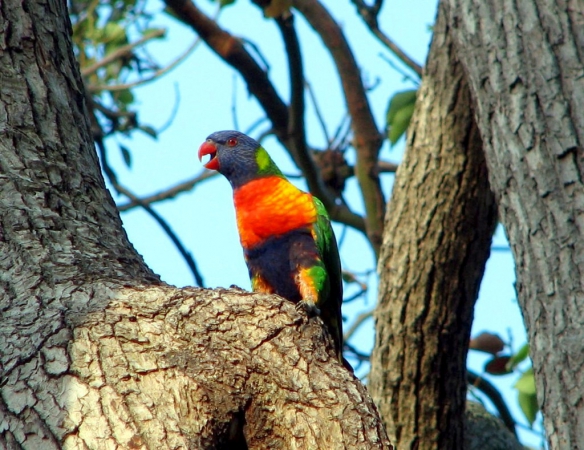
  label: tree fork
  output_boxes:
[0,0,391,448]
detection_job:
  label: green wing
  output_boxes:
[311,197,344,361]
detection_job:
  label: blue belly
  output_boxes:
[244,228,320,303]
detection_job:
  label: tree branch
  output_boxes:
[81,29,166,77]
[275,15,320,199]
[115,182,205,287]
[87,37,201,93]
[117,171,217,212]
[467,370,518,437]
[293,0,385,255]
[163,0,289,131]
[350,0,423,77]
[305,80,331,144]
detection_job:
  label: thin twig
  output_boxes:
[157,83,181,135]
[231,74,240,131]
[294,0,385,255]
[343,288,368,303]
[344,309,374,341]
[330,114,351,149]
[378,53,420,86]
[117,170,218,212]
[115,183,205,287]
[87,36,201,93]
[376,160,399,173]
[81,29,166,77]
[343,342,371,362]
[350,0,423,77]
[244,116,269,135]
[92,99,136,121]
[304,80,330,145]
[370,28,423,77]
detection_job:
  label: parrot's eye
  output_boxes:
[227,138,238,147]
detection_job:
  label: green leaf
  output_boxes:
[517,390,538,426]
[120,145,132,168]
[206,0,236,6]
[101,22,126,45]
[115,89,134,106]
[140,125,158,140]
[514,367,536,395]
[507,343,530,370]
[386,89,417,145]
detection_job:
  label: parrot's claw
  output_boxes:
[296,301,321,318]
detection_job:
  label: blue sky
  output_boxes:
[100,0,542,446]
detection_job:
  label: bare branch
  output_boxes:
[87,37,201,93]
[344,309,374,341]
[350,0,423,76]
[117,171,218,212]
[114,182,205,287]
[294,0,385,255]
[163,0,289,131]
[467,370,518,437]
[81,29,166,77]
[305,79,331,144]
[379,53,421,86]
[275,14,337,214]
[377,160,399,173]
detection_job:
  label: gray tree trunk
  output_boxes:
[444,0,584,447]
[369,3,498,449]
[0,0,390,448]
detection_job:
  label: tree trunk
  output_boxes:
[443,0,584,447]
[0,0,390,448]
[369,3,498,449]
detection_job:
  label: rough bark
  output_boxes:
[0,0,391,448]
[2,284,390,449]
[369,4,498,449]
[444,0,584,447]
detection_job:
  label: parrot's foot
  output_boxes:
[295,301,321,318]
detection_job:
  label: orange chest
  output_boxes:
[233,177,317,249]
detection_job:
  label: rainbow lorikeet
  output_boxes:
[198,130,344,362]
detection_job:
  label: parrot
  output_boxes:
[198,130,344,363]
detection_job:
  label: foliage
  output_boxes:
[386,89,418,145]
[70,0,166,153]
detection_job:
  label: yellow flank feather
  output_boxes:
[295,268,319,307]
